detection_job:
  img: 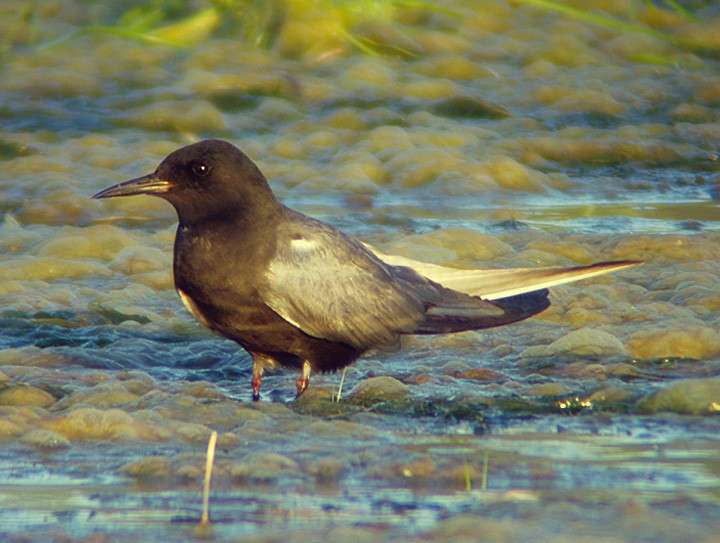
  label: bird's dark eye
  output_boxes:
[192,162,209,176]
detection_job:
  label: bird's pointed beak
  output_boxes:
[92,173,173,199]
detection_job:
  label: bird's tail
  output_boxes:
[412,288,550,335]
[366,246,641,301]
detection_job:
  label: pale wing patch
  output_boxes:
[290,237,318,252]
[364,244,641,300]
[263,221,425,349]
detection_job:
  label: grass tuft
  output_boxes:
[332,367,347,402]
[463,455,472,492]
[515,0,718,58]
[481,451,489,492]
[201,430,218,526]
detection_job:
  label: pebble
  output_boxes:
[431,514,529,542]
[0,418,24,439]
[543,329,628,358]
[0,384,55,408]
[528,382,569,397]
[172,421,214,444]
[627,324,720,360]
[306,457,347,484]
[234,452,301,483]
[46,407,148,441]
[20,428,70,450]
[587,386,635,405]
[454,368,505,381]
[348,376,410,401]
[55,383,140,410]
[120,455,171,480]
[305,418,377,439]
[114,100,224,132]
[641,377,720,415]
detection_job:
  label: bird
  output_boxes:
[93,139,641,401]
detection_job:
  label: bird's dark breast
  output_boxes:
[173,225,363,373]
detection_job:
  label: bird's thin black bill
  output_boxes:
[92,173,172,199]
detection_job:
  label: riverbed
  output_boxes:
[1,1,719,541]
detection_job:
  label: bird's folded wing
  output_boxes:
[262,221,428,349]
[365,245,641,300]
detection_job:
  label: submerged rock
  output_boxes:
[0,384,55,408]
[431,95,511,119]
[20,428,70,450]
[627,325,720,360]
[640,377,720,415]
[348,376,410,401]
[232,452,301,483]
[544,328,628,358]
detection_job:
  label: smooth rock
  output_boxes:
[21,429,70,450]
[348,376,410,401]
[545,328,628,358]
[0,384,55,407]
[641,377,720,415]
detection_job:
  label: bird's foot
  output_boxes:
[295,375,309,398]
[295,361,311,399]
[251,369,262,402]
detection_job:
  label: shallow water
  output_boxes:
[1,0,720,541]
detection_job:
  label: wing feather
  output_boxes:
[365,245,641,300]
[263,217,641,349]
[262,217,426,349]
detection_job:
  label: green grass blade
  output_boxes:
[515,0,683,44]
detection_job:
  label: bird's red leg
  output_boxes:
[295,361,311,398]
[251,360,264,402]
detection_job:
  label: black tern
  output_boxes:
[93,139,640,400]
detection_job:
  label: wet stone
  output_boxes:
[0,346,73,368]
[641,377,720,415]
[234,452,301,483]
[114,377,155,397]
[324,526,389,543]
[528,382,569,397]
[54,383,140,410]
[178,380,229,399]
[0,383,55,408]
[20,428,70,450]
[120,455,172,480]
[293,395,355,418]
[431,513,530,542]
[627,324,720,360]
[171,421,214,444]
[112,100,224,132]
[215,431,240,450]
[543,328,628,358]
[453,367,506,381]
[348,376,410,401]
[0,419,24,439]
[441,360,471,375]
[46,407,154,441]
[587,386,635,406]
[175,463,203,483]
[305,418,378,440]
[431,95,511,119]
[305,457,347,484]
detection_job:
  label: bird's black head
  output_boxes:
[93,139,279,225]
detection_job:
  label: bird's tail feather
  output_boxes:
[413,289,550,335]
[365,244,641,300]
